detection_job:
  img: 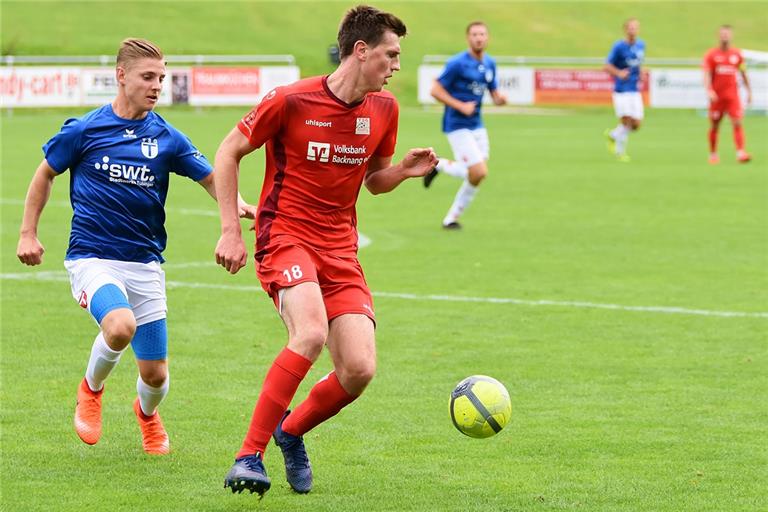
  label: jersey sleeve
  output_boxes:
[237,88,286,148]
[171,128,213,181]
[374,100,399,157]
[437,58,460,89]
[42,117,84,174]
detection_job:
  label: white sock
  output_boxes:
[137,375,169,417]
[436,158,469,180]
[611,124,630,155]
[85,332,124,392]
[443,181,478,225]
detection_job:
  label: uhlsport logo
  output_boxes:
[141,138,159,159]
[95,156,155,187]
[307,141,331,163]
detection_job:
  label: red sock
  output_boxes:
[236,348,313,459]
[282,372,357,437]
[733,124,745,151]
[709,127,718,153]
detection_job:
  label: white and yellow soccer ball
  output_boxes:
[449,375,511,438]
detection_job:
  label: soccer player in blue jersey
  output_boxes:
[603,18,645,162]
[16,38,255,454]
[423,21,506,229]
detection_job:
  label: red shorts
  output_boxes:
[709,96,743,121]
[255,236,375,323]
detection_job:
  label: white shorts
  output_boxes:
[446,128,489,167]
[612,92,644,120]
[64,258,167,326]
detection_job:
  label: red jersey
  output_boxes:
[703,47,744,99]
[237,76,399,257]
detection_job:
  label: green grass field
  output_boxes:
[2,1,768,511]
[2,106,767,511]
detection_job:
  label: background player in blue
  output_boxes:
[16,38,256,454]
[423,21,507,229]
[603,18,646,162]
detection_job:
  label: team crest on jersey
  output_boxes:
[355,117,370,135]
[141,138,159,159]
[729,54,739,64]
[485,70,493,83]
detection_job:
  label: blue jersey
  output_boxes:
[437,51,498,132]
[43,104,212,263]
[606,39,645,92]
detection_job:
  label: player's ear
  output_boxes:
[115,65,127,85]
[353,40,368,61]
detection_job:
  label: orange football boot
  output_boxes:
[74,378,103,445]
[133,398,170,455]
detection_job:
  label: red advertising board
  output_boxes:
[190,67,261,105]
[534,69,649,105]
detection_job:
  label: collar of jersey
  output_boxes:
[322,75,365,109]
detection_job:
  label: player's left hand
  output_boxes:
[495,93,508,106]
[747,91,753,105]
[401,148,439,178]
[237,200,258,220]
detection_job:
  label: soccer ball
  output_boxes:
[449,375,511,438]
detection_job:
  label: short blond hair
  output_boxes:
[116,38,164,68]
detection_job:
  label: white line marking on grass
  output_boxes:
[1,198,218,217]
[3,270,765,319]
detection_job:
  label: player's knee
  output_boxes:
[289,325,328,360]
[632,121,641,131]
[139,365,168,388]
[101,310,136,347]
[468,166,487,186]
[340,359,376,393]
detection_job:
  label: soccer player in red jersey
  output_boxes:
[703,25,753,164]
[214,5,437,497]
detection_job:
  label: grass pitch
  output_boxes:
[1,106,766,511]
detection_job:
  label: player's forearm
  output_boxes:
[213,155,244,234]
[364,164,408,195]
[19,166,55,236]
[431,82,465,111]
[603,63,622,78]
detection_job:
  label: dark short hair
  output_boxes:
[720,24,733,30]
[466,21,487,34]
[337,5,407,59]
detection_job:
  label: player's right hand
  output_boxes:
[215,233,248,275]
[458,101,477,117]
[17,234,44,266]
[617,69,630,80]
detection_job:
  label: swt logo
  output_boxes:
[306,141,330,163]
[95,156,155,187]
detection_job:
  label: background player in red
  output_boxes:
[703,24,753,164]
[213,5,437,498]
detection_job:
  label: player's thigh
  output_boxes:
[120,260,167,326]
[64,258,133,326]
[471,128,490,161]
[446,129,485,167]
[629,93,644,122]
[726,99,744,124]
[327,313,376,385]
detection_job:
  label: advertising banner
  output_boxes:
[417,65,534,105]
[0,67,80,107]
[80,67,172,106]
[534,69,649,105]
[650,68,768,109]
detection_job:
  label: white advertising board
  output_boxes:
[0,67,81,107]
[650,68,768,109]
[418,65,534,105]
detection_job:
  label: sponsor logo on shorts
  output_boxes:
[362,303,375,316]
[78,290,88,309]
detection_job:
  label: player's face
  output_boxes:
[117,58,166,112]
[625,20,640,39]
[363,31,401,91]
[719,27,733,45]
[466,25,489,54]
